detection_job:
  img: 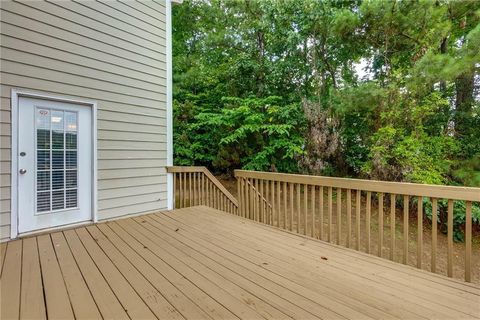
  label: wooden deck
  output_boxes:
[1,206,479,320]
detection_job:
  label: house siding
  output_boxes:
[0,0,169,241]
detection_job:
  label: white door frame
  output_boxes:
[166,0,174,210]
[10,89,98,239]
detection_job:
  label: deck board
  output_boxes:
[50,232,102,320]
[1,205,479,319]
[20,237,46,319]
[63,228,129,319]
[164,207,475,318]
[1,240,22,320]
[37,234,74,319]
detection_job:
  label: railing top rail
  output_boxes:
[168,166,238,207]
[234,170,480,202]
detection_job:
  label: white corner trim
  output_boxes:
[91,101,98,223]
[10,89,98,239]
[166,0,174,210]
[10,90,19,240]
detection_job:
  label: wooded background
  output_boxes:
[172,0,479,189]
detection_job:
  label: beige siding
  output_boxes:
[0,0,169,241]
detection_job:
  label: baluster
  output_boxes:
[250,179,254,219]
[270,181,274,225]
[271,180,276,226]
[250,179,255,220]
[346,189,352,248]
[403,195,409,264]
[173,173,176,209]
[208,179,212,208]
[221,189,224,211]
[356,190,361,251]
[184,172,188,208]
[465,201,472,282]
[289,183,294,232]
[378,192,384,257]
[328,187,333,242]
[211,185,215,209]
[193,172,198,206]
[237,177,241,215]
[224,194,227,212]
[189,172,192,207]
[390,194,396,261]
[296,183,301,233]
[319,186,324,240]
[244,178,248,217]
[201,173,205,205]
[239,178,243,216]
[255,179,259,221]
[220,192,223,211]
[447,199,453,277]
[213,180,216,209]
[304,184,308,236]
[417,196,423,269]
[260,179,264,223]
[197,173,200,206]
[178,173,183,208]
[366,191,371,253]
[194,173,198,205]
[337,188,342,245]
[243,178,247,217]
[212,180,215,209]
[311,186,316,238]
[431,198,437,272]
[197,173,201,206]
[281,181,285,229]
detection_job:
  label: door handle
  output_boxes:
[19,169,27,174]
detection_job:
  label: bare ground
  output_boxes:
[214,175,480,285]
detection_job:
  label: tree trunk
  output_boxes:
[454,71,475,137]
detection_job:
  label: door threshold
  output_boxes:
[17,220,93,239]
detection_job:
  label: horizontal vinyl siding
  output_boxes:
[0,0,169,241]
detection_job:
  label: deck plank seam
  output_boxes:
[183,207,480,308]
[157,211,429,320]
[132,215,309,320]
[108,220,241,320]
[51,231,103,320]
[144,214,363,320]
[118,218,258,319]
[187,206,480,293]
[94,223,214,320]
[161,209,478,319]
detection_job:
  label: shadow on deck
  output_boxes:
[1,206,479,319]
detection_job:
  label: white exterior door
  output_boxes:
[17,97,93,234]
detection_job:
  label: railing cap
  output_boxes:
[234,170,480,202]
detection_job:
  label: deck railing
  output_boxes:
[235,170,479,282]
[167,166,238,215]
